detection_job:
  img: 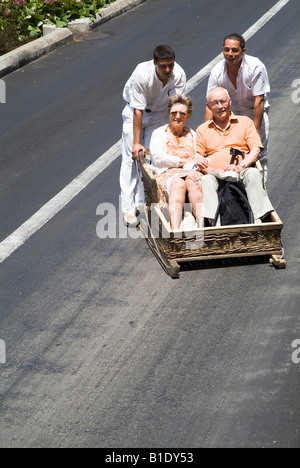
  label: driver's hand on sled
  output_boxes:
[132,143,145,161]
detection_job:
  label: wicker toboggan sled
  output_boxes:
[138,151,286,278]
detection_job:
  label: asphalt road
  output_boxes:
[0,0,300,449]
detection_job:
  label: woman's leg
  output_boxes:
[169,178,187,230]
[186,178,204,228]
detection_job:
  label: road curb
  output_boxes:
[0,0,148,78]
[0,29,73,79]
[95,0,148,27]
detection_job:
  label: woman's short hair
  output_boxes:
[167,94,193,116]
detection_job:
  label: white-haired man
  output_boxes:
[197,87,273,225]
[205,33,270,182]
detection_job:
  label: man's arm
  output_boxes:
[225,116,263,173]
[253,95,265,134]
[195,126,213,173]
[225,146,261,173]
[132,109,145,161]
[172,67,186,95]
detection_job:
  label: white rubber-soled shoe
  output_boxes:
[124,212,138,226]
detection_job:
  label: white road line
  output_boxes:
[0,0,290,263]
[0,140,122,262]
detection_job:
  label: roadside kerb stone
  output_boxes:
[67,0,148,32]
[0,28,73,79]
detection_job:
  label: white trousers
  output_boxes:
[120,104,167,214]
[202,168,274,221]
[258,110,269,183]
[234,109,269,183]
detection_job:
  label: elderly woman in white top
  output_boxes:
[149,95,208,230]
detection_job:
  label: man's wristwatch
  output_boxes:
[239,162,246,169]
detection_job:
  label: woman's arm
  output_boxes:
[150,128,181,168]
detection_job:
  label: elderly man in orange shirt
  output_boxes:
[196,87,273,225]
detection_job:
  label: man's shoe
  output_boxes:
[124,212,138,227]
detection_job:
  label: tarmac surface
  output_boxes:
[0,0,299,448]
[0,0,147,78]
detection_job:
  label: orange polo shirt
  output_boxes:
[195,113,264,171]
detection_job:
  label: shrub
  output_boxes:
[0,0,116,54]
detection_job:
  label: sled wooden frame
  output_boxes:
[138,151,286,278]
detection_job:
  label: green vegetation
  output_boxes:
[0,0,116,55]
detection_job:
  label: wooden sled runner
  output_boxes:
[138,151,286,278]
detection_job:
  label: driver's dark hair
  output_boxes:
[153,45,175,63]
[223,33,246,50]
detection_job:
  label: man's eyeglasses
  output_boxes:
[210,100,229,108]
